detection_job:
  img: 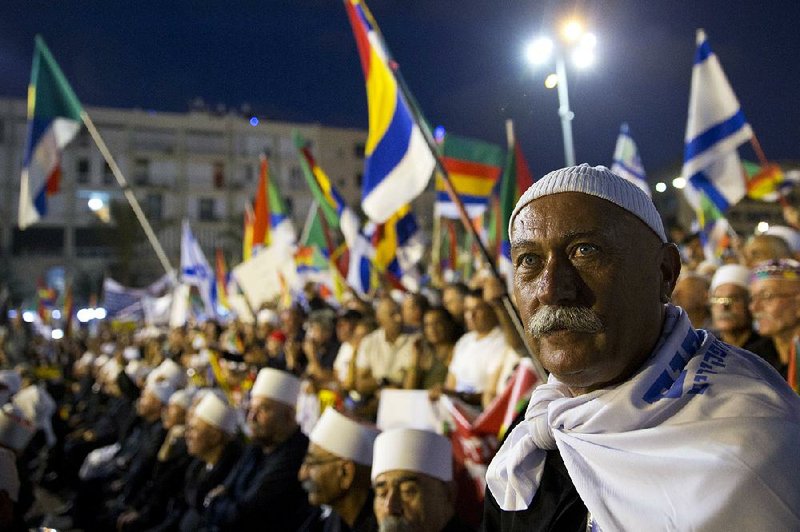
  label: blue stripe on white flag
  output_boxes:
[684,109,748,162]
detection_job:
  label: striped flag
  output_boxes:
[213,247,231,315]
[242,202,255,262]
[435,134,504,219]
[181,219,215,319]
[682,29,752,213]
[19,36,83,229]
[372,205,424,292]
[252,155,272,252]
[611,123,650,196]
[344,0,436,223]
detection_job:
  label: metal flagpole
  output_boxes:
[80,111,176,279]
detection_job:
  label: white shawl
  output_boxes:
[486,305,800,530]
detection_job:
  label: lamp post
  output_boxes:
[525,19,596,167]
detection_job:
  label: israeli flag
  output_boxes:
[681,29,752,212]
[180,219,216,319]
[611,123,650,197]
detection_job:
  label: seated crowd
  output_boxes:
[1,216,799,531]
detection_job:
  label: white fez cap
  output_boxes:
[194,392,238,436]
[510,164,667,243]
[372,428,452,482]
[310,408,380,466]
[251,368,300,407]
[710,264,751,293]
[0,447,19,502]
[144,380,176,405]
[765,225,800,253]
[169,388,195,410]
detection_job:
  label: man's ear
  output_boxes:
[339,460,356,490]
[659,243,682,301]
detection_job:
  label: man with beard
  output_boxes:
[371,428,470,532]
[203,368,311,529]
[483,164,800,530]
[298,408,380,532]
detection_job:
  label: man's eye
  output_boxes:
[516,254,539,268]
[574,243,599,257]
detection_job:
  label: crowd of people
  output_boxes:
[1,164,799,531]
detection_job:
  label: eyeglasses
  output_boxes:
[750,292,799,303]
[301,455,340,469]
[708,295,747,306]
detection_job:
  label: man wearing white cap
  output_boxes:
[298,408,380,532]
[709,264,781,368]
[203,367,311,530]
[371,428,467,532]
[170,392,242,531]
[484,165,800,530]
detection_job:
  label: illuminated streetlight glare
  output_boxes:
[544,73,559,89]
[655,182,667,193]
[672,177,687,189]
[757,221,770,233]
[88,197,104,211]
[525,37,554,65]
[562,19,584,42]
[572,47,595,69]
[52,329,64,340]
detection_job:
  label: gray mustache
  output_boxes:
[528,306,604,336]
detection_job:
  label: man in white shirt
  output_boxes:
[445,288,509,406]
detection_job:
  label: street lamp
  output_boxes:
[525,18,597,167]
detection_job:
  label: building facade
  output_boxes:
[0,98,434,304]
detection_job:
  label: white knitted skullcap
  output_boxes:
[143,380,175,405]
[251,368,300,408]
[194,392,238,436]
[510,164,667,243]
[310,408,380,466]
[710,264,751,293]
[168,388,195,410]
[0,447,19,501]
[765,225,800,253]
[371,428,452,482]
[147,358,186,388]
[0,403,35,452]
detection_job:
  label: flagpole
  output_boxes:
[390,69,546,381]
[431,214,442,287]
[80,111,175,279]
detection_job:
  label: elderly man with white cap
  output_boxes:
[709,264,781,369]
[298,407,381,532]
[203,367,311,530]
[371,427,470,532]
[484,165,800,530]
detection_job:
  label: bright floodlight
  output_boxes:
[544,73,559,89]
[562,19,584,42]
[52,329,64,340]
[52,309,62,320]
[581,32,597,49]
[77,308,93,323]
[88,197,104,211]
[672,177,687,189]
[571,46,595,69]
[526,37,554,65]
[655,182,667,193]
[757,221,770,233]
[95,307,107,320]
[22,311,35,323]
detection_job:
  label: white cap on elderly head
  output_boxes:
[0,403,36,452]
[371,428,452,482]
[148,358,186,388]
[710,264,751,293]
[144,380,176,405]
[0,447,19,502]
[251,368,300,407]
[194,393,238,436]
[310,408,380,466]
[510,164,667,243]
[765,225,800,253]
[169,388,195,410]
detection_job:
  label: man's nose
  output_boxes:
[383,487,404,515]
[535,254,581,306]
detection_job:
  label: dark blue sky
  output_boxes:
[2,1,799,179]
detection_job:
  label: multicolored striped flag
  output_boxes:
[19,36,83,229]
[251,155,272,252]
[682,29,752,213]
[249,156,296,257]
[611,123,650,196]
[435,134,505,219]
[344,0,436,223]
[213,247,231,315]
[242,202,255,262]
[743,161,787,202]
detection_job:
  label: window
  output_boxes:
[145,193,163,221]
[354,142,366,159]
[213,162,225,189]
[133,158,150,186]
[103,162,115,185]
[199,198,217,221]
[76,158,90,184]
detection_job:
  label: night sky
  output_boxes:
[2,1,799,180]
